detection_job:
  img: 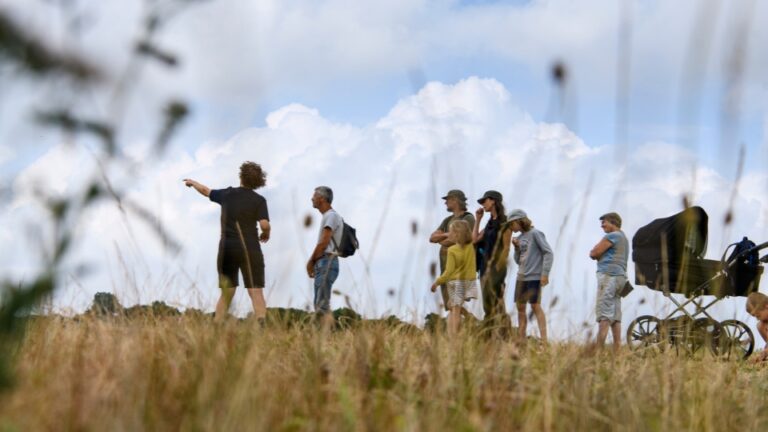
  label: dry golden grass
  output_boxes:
[1,314,767,431]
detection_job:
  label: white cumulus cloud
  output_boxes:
[2,77,767,340]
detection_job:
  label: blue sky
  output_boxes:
[1,0,767,339]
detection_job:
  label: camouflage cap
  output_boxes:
[441,189,467,203]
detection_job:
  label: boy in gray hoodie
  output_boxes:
[509,209,553,343]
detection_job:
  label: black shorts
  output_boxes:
[217,247,265,289]
[514,280,541,304]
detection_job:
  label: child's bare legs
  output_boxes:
[448,306,461,335]
[516,303,527,339]
[532,303,547,343]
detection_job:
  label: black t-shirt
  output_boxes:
[210,187,269,249]
[478,217,502,276]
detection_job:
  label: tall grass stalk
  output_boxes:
[1,315,767,431]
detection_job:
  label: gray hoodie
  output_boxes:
[513,228,554,281]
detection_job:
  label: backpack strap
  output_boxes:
[329,216,343,256]
[330,235,340,255]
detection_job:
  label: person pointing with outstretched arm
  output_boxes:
[184,161,271,324]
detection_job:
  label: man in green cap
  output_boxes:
[430,190,476,314]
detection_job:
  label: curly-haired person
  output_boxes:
[184,162,271,323]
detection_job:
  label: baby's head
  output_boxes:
[746,292,768,322]
[449,220,472,246]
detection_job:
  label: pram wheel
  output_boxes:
[626,315,663,352]
[716,319,754,360]
[683,318,722,357]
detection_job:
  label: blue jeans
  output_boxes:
[313,256,339,313]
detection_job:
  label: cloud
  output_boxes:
[5,0,766,119]
[2,0,767,205]
[10,144,90,209]
[3,76,767,340]
[0,145,13,166]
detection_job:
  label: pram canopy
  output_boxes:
[632,207,761,297]
[633,206,708,265]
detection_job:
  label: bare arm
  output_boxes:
[752,322,768,362]
[437,233,455,247]
[429,229,449,244]
[472,208,485,244]
[183,179,211,197]
[589,238,613,260]
[259,219,271,243]
[758,321,768,344]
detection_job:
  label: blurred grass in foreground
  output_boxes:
[0,314,766,431]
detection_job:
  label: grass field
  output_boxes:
[1,313,767,431]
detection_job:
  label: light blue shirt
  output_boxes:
[597,231,628,276]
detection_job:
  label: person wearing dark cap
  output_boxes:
[430,190,476,314]
[589,212,629,351]
[472,190,508,333]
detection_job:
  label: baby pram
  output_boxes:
[627,206,765,359]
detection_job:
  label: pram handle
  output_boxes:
[721,240,768,267]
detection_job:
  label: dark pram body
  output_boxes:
[628,206,764,359]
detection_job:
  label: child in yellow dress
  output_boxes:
[430,220,478,334]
